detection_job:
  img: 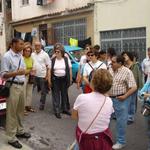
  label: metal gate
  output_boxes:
[52,18,87,45]
[100,27,146,62]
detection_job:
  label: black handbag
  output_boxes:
[0,81,11,97]
[28,74,35,84]
[0,58,21,98]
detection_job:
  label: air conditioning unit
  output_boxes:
[37,0,54,5]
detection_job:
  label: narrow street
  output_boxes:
[20,84,148,150]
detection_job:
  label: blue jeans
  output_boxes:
[112,97,130,144]
[128,91,138,121]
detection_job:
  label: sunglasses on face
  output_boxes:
[87,54,94,57]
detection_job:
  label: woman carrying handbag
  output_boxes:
[72,69,114,150]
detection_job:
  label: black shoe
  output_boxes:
[127,120,134,125]
[39,105,44,110]
[16,132,31,139]
[62,110,71,116]
[8,141,22,149]
[55,113,61,119]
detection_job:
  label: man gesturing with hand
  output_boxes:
[109,55,137,150]
[1,38,31,149]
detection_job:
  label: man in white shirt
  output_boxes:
[142,47,150,82]
[32,41,51,110]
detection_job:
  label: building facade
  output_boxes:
[4,0,149,62]
[94,0,150,61]
[0,0,6,54]
[11,0,94,46]
[0,0,12,55]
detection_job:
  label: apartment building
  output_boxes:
[94,0,150,61]
[11,0,94,46]
[4,0,149,62]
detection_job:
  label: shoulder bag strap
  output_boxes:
[88,62,104,71]
[10,58,22,85]
[88,62,94,70]
[78,96,107,143]
[96,62,104,70]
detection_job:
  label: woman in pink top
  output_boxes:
[72,69,114,150]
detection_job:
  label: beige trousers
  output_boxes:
[6,84,25,142]
[24,76,33,107]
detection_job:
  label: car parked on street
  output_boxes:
[44,45,83,82]
[0,78,6,127]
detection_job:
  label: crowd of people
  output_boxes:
[0,37,150,150]
[73,45,150,150]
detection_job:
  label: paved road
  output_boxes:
[21,84,148,150]
[0,128,33,150]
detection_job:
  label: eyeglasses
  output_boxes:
[88,54,94,57]
[55,51,60,54]
[25,50,31,52]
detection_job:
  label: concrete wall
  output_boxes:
[12,0,92,21]
[94,0,150,48]
[0,1,7,55]
[0,31,7,55]
[13,11,94,45]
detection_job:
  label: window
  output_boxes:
[52,18,87,45]
[22,0,29,5]
[6,0,11,9]
[100,27,146,62]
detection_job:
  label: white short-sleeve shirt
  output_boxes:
[83,60,107,77]
[53,57,72,77]
[73,92,114,134]
[31,50,51,78]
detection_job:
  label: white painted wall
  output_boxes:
[94,0,150,47]
[0,2,6,55]
[0,35,6,55]
[12,0,92,21]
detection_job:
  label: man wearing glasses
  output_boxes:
[109,55,137,149]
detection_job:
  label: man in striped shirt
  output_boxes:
[109,55,137,150]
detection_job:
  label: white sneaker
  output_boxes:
[112,143,125,149]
